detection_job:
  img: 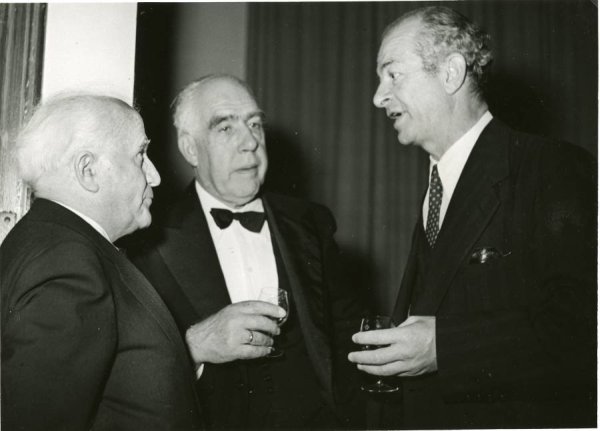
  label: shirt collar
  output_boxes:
[50,199,112,243]
[430,111,493,196]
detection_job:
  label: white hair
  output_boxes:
[16,94,135,190]
[171,73,256,136]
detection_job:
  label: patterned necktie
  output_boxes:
[425,165,443,247]
[210,208,266,233]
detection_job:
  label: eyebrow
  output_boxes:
[208,111,266,130]
[377,60,394,75]
[208,114,236,130]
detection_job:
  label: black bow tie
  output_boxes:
[210,208,266,233]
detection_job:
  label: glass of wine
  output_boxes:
[258,287,289,358]
[359,315,400,393]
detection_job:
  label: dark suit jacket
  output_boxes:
[130,187,365,428]
[392,119,596,428]
[1,199,203,431]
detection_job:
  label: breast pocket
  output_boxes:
[459,251,519,312]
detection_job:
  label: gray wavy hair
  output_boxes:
[384,6,493,96]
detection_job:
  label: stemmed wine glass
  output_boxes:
[258,287,289,358]
[359,315,400,393]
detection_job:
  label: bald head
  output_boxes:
[17,94,161,241]
[17,94,138,193]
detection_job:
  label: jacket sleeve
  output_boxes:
[2,241,117,431]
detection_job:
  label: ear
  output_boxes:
[178,132,199,167]
[442,53,467,95]
[74,151,99,192]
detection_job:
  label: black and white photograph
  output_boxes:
[0,1,597,429]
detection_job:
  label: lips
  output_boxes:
[142,192,154,206]
[236,164,259,174]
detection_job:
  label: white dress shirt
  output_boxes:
[196,182,278,303]
[423,111,493,230]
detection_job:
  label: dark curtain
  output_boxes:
[246,0,598,312]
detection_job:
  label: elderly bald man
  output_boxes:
[1,94,202,431]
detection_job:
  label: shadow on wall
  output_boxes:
[263,127,310,199]
[135,4,191,209]
[264,126,379,312]
[338,246,380,313]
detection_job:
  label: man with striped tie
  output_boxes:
[348,6,596,429]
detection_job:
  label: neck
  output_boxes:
[38,188,120,241]
[195,180,258,210]
[429,99,488,161]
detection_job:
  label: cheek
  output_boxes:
[206,158,232,189]
[258,147,268,173]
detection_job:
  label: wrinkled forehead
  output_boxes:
[377,18,422,73]
[194,79,259,120]
[103,105,147,151]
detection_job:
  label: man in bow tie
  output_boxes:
[130,74,365,429]
[348,6,596,429]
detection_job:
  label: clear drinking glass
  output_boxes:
[258,287,289,358]
[359,315,400,393]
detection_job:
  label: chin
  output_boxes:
[136,211,153,230]
[396,136,410,146]
[234,181,261,196]
[396,131,416,147]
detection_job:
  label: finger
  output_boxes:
[244,314,281,336]
[352,327,404,346]
[356,361,410,377]
[348,345,403,365]
[245,330,274,347]
[237,345,275,360]
[243,329,254,345]
[236,300,286,319]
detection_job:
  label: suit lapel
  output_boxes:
[410,120,511,315]
[392,218,423,323]
[263,196,334,401]
[157,186,231,319]
[111,249,189,351]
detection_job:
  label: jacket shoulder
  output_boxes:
[505,126,594,166]
[264,192,336,229]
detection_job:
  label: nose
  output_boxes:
[144,155,161,187]
[373,81,391,108]
[239,125,261,152]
